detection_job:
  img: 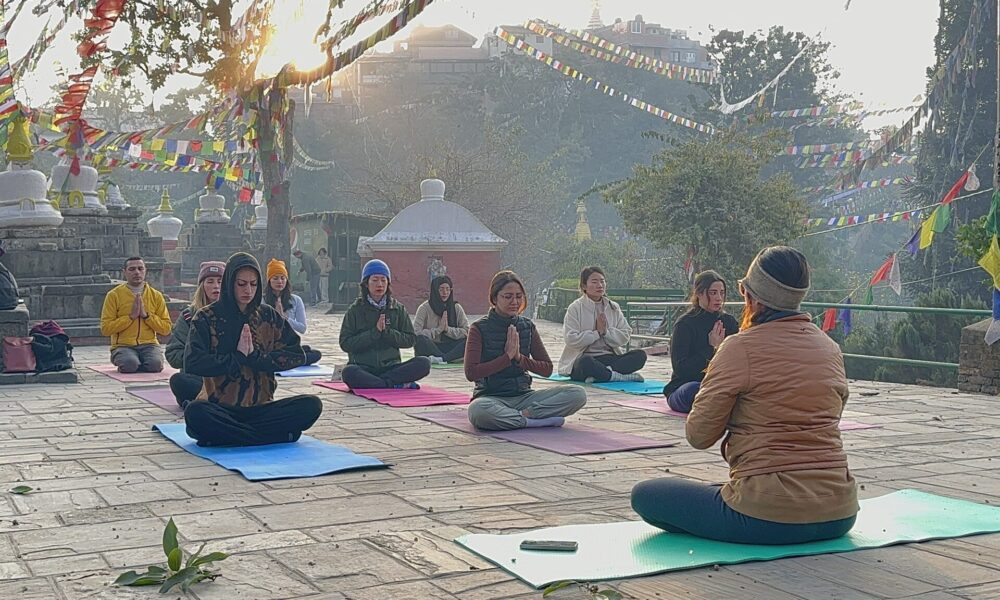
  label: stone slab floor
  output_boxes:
[1,307,1000,599]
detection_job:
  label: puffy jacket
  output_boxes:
[100,283,172,349]
[165,307,193,370]
[687,313,858,524]
[338,296,416,373]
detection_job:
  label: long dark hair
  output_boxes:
[688,270,727,314]
[263,278,293,311]
[429,275,458,326]
[488,270,527,314]
[741,246,810,329]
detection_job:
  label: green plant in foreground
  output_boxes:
[112,518,228,593]
[8,486,32,495]
[543,580,623,599]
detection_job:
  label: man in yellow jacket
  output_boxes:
[100,257,172,373]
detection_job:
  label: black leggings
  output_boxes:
[303,345,321,366]
[569,350,647,383]
[184,395,323,447]
[414,335,466,362]
[169,373,202,408]
[631,477,856,544]
[341,357,431,389]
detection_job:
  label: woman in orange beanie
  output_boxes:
[263,259,321,365]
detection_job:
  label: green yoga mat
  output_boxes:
[456,489,1000,588]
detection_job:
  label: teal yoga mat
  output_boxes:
[533,373,666,395]
[456,489,1000,588]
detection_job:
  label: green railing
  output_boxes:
[625,301,990,371]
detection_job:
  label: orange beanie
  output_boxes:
[266,259,288,281]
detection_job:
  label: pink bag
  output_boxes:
[2,337,36,373]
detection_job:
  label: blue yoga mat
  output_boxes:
[533,373,666,395]
[276,364,335,377]
[456,489,1000,588]
[153,423,388,481]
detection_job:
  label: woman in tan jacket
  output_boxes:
[631,246,858,544]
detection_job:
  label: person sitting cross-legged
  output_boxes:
[339,259,430,390]
[466,270,587,431]
[183,252,322,447]
[413,275,470,364]
[100,256,172,373]
[558,265,647,383]
[263,259,321,365]
[631,246,858,545]
[166,261,224,408]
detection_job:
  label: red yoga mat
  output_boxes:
[607,397,881,431]
[126,385,183,416]
[313,381,471,407]
[89,363,178,383]
[411,409,677,455]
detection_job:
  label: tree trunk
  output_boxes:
[260,90,294,266]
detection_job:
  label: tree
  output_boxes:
[602,128,805,282]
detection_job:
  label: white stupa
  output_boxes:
[0,112,64,228]
[146,189,184,244]
[98,166,129,209]
[195,188,231,223]
[250,203,268,230]
[48,155,107,215]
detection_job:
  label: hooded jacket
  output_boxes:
[184,253,306,407]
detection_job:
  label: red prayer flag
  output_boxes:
[821,308,838,332]
[941,171,970,205]
[870,255,895,285]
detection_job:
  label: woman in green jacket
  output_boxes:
[339,260,431,389]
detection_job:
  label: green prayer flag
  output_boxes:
[931,202,951,234]
[986,190,1000,237]
[864,285,874,306]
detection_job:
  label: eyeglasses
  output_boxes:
[499,293,525,302]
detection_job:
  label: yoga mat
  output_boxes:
[126,386,183,416]
[152,423,388,481]
[411,409,676,455]
[533,373,666,395]
[431,361,464,369]
[456,489,1000,588]
[89,364,178,382]
[606,397,881,431]
[313,381,471,407]
[276,364,335,377]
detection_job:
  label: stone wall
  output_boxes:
[959,319,999,395]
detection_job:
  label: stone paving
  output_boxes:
[1,306,1000,599]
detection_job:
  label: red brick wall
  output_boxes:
[372,250,501,315]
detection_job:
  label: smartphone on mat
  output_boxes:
[519,540,578,552]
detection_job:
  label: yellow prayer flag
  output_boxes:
[150,138,165,151]
[919,207,938,249]
[213,141,225,153]
[979,236,1000,289]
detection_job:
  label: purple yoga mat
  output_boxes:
[607,397,880,431]
[411,409,677,455]
[126,385,183,416]
[313,381,471,407]
[90,364,178,383]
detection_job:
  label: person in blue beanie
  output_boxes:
[339,259,431,389]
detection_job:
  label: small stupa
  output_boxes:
[146,189,184,250]
[250,203,268,230]
[98,166,129,209]
[195,187,231,223]
[48,152,107,216]
[0,111,64,227]
[574,201,593,241]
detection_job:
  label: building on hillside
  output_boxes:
[484,25,554,57]
[359,178,506,315]
[594,15,713,70]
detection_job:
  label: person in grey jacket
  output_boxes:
[167,261,224,407]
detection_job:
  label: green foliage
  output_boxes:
[8,486,32,495]
[957,216,990,260]
[542,580,623,599]
[546,236,645,289]
[842,288,981,386]
[603,128,805,282]
[113,518,227,594]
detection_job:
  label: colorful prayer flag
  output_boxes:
[978,236,1000,290]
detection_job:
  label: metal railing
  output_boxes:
[625,301,989,371]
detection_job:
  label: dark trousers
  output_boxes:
[341,357,431,389]
[569,350,647,383]
[169,372,203,408]
[303,345,321,366]
[666,381,700,413]
[308,278,321,305]
[183,395,323,447]
[630,477,856,545]
[414,334,466,362]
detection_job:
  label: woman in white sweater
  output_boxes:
[558,266,646,382]
[413,275,470,363]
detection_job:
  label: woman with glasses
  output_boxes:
[662,270,739,413]
[632,246,858,544]
[413,275,470,363]
[465,270,587,430]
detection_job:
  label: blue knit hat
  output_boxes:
[362,259,391,281]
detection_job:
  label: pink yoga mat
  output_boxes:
[89,364,178,382]
[607,397,881,431]
[126,386,183,416]
[411,409,677,455]
[312,381,471,407]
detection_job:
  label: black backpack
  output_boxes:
[30,332,73,372]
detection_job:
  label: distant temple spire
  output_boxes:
[574,201,593,242]
[587,0,603,30]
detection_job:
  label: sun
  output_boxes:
[255,0,329,79]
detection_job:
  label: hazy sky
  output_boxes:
[9,0,939,117]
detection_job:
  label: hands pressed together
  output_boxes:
[129,293,148,320]
[237,324,254,356]
[505,324,522,361]
[708,320,726,348]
